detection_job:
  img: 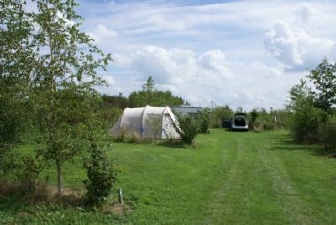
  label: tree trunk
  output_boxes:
[56,159,63,197]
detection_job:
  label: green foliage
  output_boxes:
[319,115,336,153]
[102,94,129,109]
[129,76,184,107]
[288,80,322,143]
[0,96,26,150]
[14,155,43,191]
[209,105,233,128]
[0,149,43,192]
[288,60,336,148]
[142,76,155,92]
[0,0,33,161]
[28,0,111,197]
[176,114,198,144]
[83,136,118,207]
[1,0,113,198]
[307,58,336,113]
[246,108,291,131]
[197,109,210,134]
[129,89,184,107]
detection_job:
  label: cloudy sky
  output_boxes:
[76,0,336,110]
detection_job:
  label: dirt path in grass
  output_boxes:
[203,131,315,224]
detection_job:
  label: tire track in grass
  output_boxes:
[204,131,257,224]
[257,133,314,224]
[201,131,241,224]
[203,131,314,224]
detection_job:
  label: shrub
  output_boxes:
[83,142,118,207]
[176,114,198,145]
[197,110,210,134]
[0,152,43,193]
[320,115,336,153]
[113,128,142,143]
[291,106,322,144]
[15,155,43,191]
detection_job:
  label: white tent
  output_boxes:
[110,106,181,139]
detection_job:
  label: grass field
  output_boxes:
[1,129,335,224]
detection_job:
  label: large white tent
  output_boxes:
[110,106,181,139]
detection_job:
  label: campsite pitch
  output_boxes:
[1,129,335,224]
[111,129,336,224]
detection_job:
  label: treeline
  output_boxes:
[102,76,185,109]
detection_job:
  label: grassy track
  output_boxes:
[1,129,335,224]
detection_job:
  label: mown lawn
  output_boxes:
[1,129,335,224]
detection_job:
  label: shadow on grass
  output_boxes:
[0,181,85,208]
[268,132,336,158]
[157,140,188,148]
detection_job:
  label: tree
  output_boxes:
[0,0,35,175]
[307,58,336,114]
[102,93,129,109]
[23,0,111,197]
[142,76,155,92]
[287,79,321,143]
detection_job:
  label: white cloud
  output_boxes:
[87,24,118,44]
[111,46,295,110]
[296,3,315,23]
[264,21,334,71]
[115,46,233,85]
[264,22,303,69]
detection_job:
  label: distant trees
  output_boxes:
[288,58,336,153]
[129,76,184,107]
[101,76,185,110]
[209,105,233,128]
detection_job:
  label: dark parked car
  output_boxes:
[231,113,248,131]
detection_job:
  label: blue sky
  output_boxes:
[75,0,336,110]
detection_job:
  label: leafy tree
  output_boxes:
[0,0,35,175]
[307,58,336,114]
[287,79,322,143]
[15,0,112,197]
[142,76,155,92]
